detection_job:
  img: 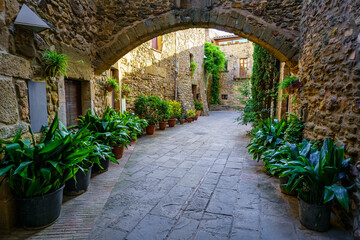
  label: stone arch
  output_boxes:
[93,7,300,74]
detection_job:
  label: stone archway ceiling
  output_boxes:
[92,0,301,74]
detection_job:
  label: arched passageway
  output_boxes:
[91,1,301,74]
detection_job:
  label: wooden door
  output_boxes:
[65,79,82,126]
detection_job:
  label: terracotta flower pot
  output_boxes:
[179,119,185,124]
[168,118,176,127]
[196,110,202,117]
[112,145,124,159]
[159,121,167,130]
[105,84,114,92]
[146,125,156,135]
[187,118,192,123]
[194,115,198,120]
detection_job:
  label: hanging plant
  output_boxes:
[105,77,119,92]
[279,74,301,94]
[42,50,69,77]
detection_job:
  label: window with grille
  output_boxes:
[239,58,248,78]
[151,36,162,51]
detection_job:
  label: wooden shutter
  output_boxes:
[65,80,82,126]
[239,58,248,78]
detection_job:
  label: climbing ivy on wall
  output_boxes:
[204,42,226,104]
[237,44,280,125]
[250,43,280,120]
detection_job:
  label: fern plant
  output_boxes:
[42,50,69,77]
[190,62,197,76]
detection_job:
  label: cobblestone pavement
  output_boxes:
[89,111,352,240]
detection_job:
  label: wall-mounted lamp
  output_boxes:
[203,55,207,59]
[14,4,50,33]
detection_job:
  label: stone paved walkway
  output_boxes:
[89,111,352,240]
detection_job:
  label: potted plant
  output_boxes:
[74,108,122,172]
[119,111,148,142]
[105,77,119,92]
[186,109,196,123]
[194,100,203,117]
[0,116,92,228]
[279,75,301,94]
[122,85,131,98]
[135,95,161,135]
[179,114,185,124]
[280,138,352,231]
[158,99,170,130]
[168,100,181,127]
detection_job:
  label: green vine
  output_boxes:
[237,44,280,125]
[204,42,226,104]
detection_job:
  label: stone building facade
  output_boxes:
[114,28,209,115]
[211,35,254,110]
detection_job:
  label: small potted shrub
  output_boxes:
[0,116,92,228]
[135,95,161,135]
[105,77,119,92]
[168,100,181,127]
[119,111,148,142]
[158,99,170,130]
[194,100,203,117]
[279,75,301,94]
[186,109,196,123]
[281,138,352,232]
[179,114,185,124]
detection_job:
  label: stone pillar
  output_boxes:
[276,62,286,120]
[58,76,67,125]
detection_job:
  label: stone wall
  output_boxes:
[296,0,360,236]
[115,28,209,115]
[217,41,254,108]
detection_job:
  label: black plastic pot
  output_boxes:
[298,197,331,232]
[279,176,297,196]
[92,158,110,173]
[64,166,92,195]
[15,185,64,229]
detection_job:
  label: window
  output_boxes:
[151,36,162,51]
[224,59,228,71]
[221,94,228,100]
[239,58,248,78]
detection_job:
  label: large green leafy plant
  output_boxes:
[158,99,170,122]
[0,116,92,197]
[75,107,131,149]
[117,111,148,140]
[194,100,203,111]
[248,118,288,161]
[280,138,352,210]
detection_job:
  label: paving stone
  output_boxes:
[217,175,239,190]
[261,215,297,240]
[207,188,237,215]
[233,207,260,231]
[151,185,193,218]
[202,172,220,185]
[126,214,175,240]
[167,217,200,240]
[199,213,232,237]
[109,203,154,231]
[194,230,224,240]
[230,228,260,240]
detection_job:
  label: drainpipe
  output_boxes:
[174,32,178,101]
